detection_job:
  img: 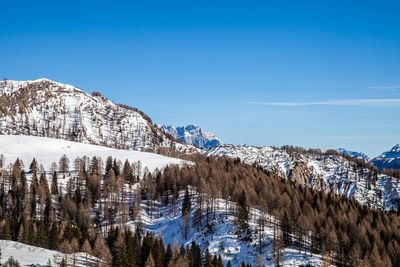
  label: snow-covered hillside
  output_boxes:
[0,135,189,172]
[128,190,326,267]
[207,144,400,211]
[372,144,400,170]
[0,79,196,153]
[0,240,100,266]
[0,136,326,266]
[159,124,221,149]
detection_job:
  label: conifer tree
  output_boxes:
[58,154,69,174]
[123,159,134,184]
[105,156,113,174]
[51,172,58,195]
[236,190,249,236]
[29,158,38,174]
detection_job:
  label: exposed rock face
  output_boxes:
[0,79,196,152]
[159,124,221,148]
[372,144,400,170]
[206,144,400,211]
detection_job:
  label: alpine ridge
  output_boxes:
[0,79,197,153]
[206,144,400,212]
[337,147,369,161]
[372,144,400,170]
[159,124,221,148]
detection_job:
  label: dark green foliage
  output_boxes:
[182,187,191,217]
[236,190,249,235]
[113,158,120,177]
[123,159,134,184]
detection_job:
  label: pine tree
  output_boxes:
[181,188,192,240]
[236,190,249,236]
[51,172,58,195]
[123,159,134,184]
[90,156,99,175]
[48,223,58,250]
[182,188,191,217]
[105,156,113,174]
[113,158,120,177]
[280,211,292,247]
[58,154,69,174]
[29,158,38,174]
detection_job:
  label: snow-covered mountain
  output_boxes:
[372,144,400,170]
[159,124,221,148]
[337,147,369,160]
[207,144,400,211]
[0,79,196,152]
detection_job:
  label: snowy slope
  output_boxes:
[0,239,100,266]
[127,189,325,267]
[0,135,189,172]
[159,124,221,148]
[207,144,400,211]
[372,144,400,170]
[0,136,327,266]
[0,79,197,153]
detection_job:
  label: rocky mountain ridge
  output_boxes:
[372,144,400,170]
[206,144,400,212]
[159,124,221,148]
[0,78,197,153]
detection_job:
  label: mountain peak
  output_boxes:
[337,147,369,160]
[371,144,400,170]
[389,144,400,153]
[159,124,221,149]
[0,78,197,152]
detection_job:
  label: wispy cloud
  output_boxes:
[246,99,400,106]
[368,85,400,90]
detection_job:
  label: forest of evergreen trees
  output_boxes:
[0,152,399,266]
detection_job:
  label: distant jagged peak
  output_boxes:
[158,124,221,149]
[376,144,400,158]
[337,147,369,160]
[371,144,400,170]
[389,144,400,153]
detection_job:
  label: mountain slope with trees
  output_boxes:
[1,152,399,266]
[206,144,400,213]
[0,79,196,153]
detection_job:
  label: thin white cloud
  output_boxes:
[246,99,400,106]
[369,85,400,90]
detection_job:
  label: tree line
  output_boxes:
[0,153,399,266]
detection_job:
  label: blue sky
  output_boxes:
[1,0,399,157]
